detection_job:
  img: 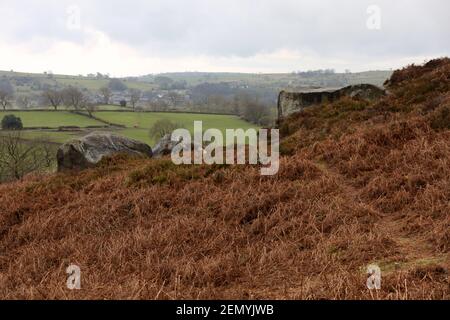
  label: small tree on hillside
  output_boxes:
[149,119,181,141]
[0,79,14,110]
[43,89,63,110]
[241,98,271,126]
[16,95,31,109]
[148,100,168,112]
[82,101,97,118]
[99,86,112,104]
[0,131,54,182]
[108,79,128,92]
[1,115,23,130]
[129,88,142,111]
[62,87,84,110]
[167,91,182,108]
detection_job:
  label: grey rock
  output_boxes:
[278,84,385,119]
[152,134,205,158]
[152,134,180,158]
[57,132,152,171]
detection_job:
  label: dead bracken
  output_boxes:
[0,59,449,299]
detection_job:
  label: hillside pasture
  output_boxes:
[0,110,259,146]
[94,112,256,130]
[93,112,259,145]
[0,111,104,128]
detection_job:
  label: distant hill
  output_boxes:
[1,69,393,93]
[0,68,392,114]
[141,70,393,89]
[0,70,155,94]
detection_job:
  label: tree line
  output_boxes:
[1,76,276,126]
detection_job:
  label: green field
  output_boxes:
[0,110,258,146]
[93,112,258,145]
[94,112,255,130]
[0,111,104,128]
[2,130,79,144]
[25,104,130,111]
[95,105,132,111]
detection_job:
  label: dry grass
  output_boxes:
[0,59,449,300]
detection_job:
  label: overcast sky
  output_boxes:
[0,0,449,76]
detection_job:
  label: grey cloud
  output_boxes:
[1,0,450,60]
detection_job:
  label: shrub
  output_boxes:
[108,79,128,92]
[0,131,55,181]
[430,105,450,130]
[149,119,181,141]
[1,114,23,130]
[127,160,225,186]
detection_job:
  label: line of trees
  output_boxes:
[41,87,96,117]
[43,89,63,110]
[233,93,273,126]
[2,75,274,126]
[0,77,139,111]
[99,86,112,104]
[128,88,141,111]
[98,85,142,111]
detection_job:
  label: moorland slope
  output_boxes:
[0,59,448,299]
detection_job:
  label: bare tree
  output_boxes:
[233,92,253,115]
[241,99,271,126]
[148,99,168,112]
[0,91,13,110]
[16,95,31,109]
[207,94,227,112]
[43,89,63,110]
[99,86,112,105]
[0,131,54,182]
[80,100,97,118]
[62,87,84,110]
[167,91,182,108]
[149,119,181,141]
[0,80,14,110]
[129,89,141,111]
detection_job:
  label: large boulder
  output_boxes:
[152,134,179,158]
[57,132,153,171]
[152,134,205,158]
[278,84,385,119]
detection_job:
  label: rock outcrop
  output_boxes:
[278,84,385,119]
[152,134,205,158]
[152,134,180,158]
[57,132,153,171]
